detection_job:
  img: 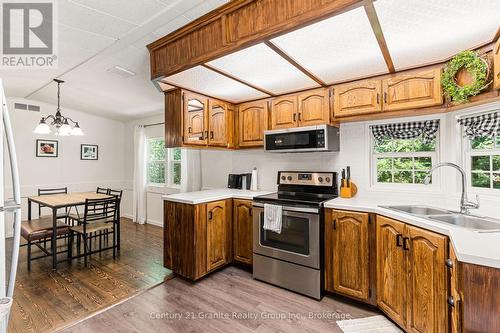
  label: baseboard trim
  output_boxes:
[147,219,163,227]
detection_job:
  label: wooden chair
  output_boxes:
[107,189,123,250]
[68,196,119,267]
[20,187,72,271]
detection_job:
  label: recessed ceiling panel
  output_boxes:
[208,43,319,95]
[164,66,269,102]
[271,7,388,83]
[375,0,500,69]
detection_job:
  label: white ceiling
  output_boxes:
[3,0,499,119]
[2,0,230,120]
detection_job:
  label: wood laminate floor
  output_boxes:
[6,218,172,333]
[63,266,380,333]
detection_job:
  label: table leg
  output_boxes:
[52,207,57,270]
[28,199,32,220]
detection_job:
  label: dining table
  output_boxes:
[27,191,118,270]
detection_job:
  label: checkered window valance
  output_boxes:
[458,112,499,140]
[371,120,440,144]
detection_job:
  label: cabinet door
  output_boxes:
[406,225,448,333]
[270,95,298,129]
[238,100,269,147]
[330,210,370,300]
[233,199,253,265]
[333,80,382,118]
[376,216,407,328]
[298,88,330,126]
[206,200,228,272]
[208,99,227,146]
[382,68,443,111]
[494,38,500,90]
[184,92,208,145]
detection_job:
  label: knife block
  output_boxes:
[340,181,357,198]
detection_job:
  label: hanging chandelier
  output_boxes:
[33,79,84,136]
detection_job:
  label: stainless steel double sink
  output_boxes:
[380,205,500,232]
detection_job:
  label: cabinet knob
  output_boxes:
[445,258,454,268]
[447,296,455,307]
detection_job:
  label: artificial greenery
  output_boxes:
[441,50,490,104]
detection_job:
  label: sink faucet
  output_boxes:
[423,162,480,215]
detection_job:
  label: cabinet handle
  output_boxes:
[333,219,337,230]
[384,92,388,104]
[445,258,454,268]
[293,113,297,122]
[376,93,380,104]
[298,113,302,121]
[210,131,214,139]
[204,130,208,139]
[403,237,410,251]
[447,296,455,307]
[188,127,192,133]
[208,211,212,220]
[249,208,252,217]
[396,234,403,247]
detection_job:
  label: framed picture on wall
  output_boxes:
[81,144,98,160]
[36,139,58,157]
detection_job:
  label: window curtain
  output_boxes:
[370,120,440,144]
[458,112,499,139]
[132,125,147,224]
[180,149,202,193]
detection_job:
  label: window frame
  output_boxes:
[146,137,167,187]
[463,130,500,193]
[167,147,182,188]
[367,116,443,192]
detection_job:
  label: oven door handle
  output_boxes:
[252,202,319,214]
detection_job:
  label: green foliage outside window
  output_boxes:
[147,138,166,184]
[374,136,436,185]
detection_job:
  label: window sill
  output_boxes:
[368,183,443,194]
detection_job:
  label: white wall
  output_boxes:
[122,113,180,226]
[4,97,127,235]
[201,102,500,218]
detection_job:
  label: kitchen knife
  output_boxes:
[341,169,346,187]
[346,166,351,187]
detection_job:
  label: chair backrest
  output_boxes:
[83,197,119,225]
[108,189,123,202]
[96,187,110,194]
[38,187,67,215]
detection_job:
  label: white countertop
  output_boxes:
[324,197,500,269]
[162,188,274,205]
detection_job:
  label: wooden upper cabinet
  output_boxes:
[329,210,370,301]
[206,200,228,272]
[208,99,228,147]
[494,38,500,90]
[298,88,330,126]
[238,100,269,147]
[233,199,253,265]
[270,95,298,129]
[333,80,382,118]
[183,92,208,145]
[382,68,443,111]
[376,216,407,328]
[406,225,448,333]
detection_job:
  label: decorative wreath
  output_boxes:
[441,50,491,104]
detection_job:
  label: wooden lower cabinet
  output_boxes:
[164,199,231,280]
[232,199,253,265]
[376,216,448,333]
[376,216,407,327]
[325,209,370,301]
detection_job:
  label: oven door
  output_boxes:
[253,204,319,269]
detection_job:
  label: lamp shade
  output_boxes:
[33,120,51,134]
[70,125,84,136]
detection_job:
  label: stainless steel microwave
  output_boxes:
[264,125,340,153]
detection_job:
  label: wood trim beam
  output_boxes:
[264,40,327,87]
[494,27,500,42]
[363,0,395,73]
[201,64,275,97]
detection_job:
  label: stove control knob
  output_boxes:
[318,177,323,183]
[281,176,286,181]
[325,177,331,183]
[287,176,292,181]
